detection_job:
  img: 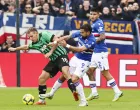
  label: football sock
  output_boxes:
[50,79,63,95]
[38,85,46,102]
[38,85,47,94]
[67,79,76,92]
[108,78,121,93]
[89,81,98,94]
[74,82,86,101]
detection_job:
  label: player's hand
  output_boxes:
[8,47,16,51]
[59,40,67,47]
[96,39,100,43]
[44,52,52,58]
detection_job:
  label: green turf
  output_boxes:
[0,88,139,110]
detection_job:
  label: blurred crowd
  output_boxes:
[0,36,16,52]
[0,0,140,52]
[0,0,139,20]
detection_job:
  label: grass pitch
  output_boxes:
[0,88,139,110]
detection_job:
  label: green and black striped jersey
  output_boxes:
[28,31,67,61]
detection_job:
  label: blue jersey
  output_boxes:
[71,31,96,61]
[91,18,108,53]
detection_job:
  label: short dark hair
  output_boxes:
[90,7,100,13]
[80,24,92,33]
[27,27,38,34]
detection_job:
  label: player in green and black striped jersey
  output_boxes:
[8,27,78,105]
[28,30,67,61]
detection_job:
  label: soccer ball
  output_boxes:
[22,94,35,105]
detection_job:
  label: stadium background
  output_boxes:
[0,0,140,88]
[0,0,140,110]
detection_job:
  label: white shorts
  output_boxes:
[90,52,109,71]
[69,56,90,78]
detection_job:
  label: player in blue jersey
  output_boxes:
[44,24,96,106]
[86,8,123,102]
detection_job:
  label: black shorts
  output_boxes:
[43,55,69,78]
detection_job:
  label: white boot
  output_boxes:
[112,91,123,102]
[79,101,88,107]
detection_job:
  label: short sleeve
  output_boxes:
[95,22,105,34]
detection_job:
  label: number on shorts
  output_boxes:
[98,61,102,69]
[81,63,85,68]
[61,58,68,63]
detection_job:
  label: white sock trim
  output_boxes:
[107,78,115,84]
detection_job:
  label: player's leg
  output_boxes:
[72,74,88,106]
[45,75,66,99]
[102,70,123,101]
[98,52,123,101]
[86,67,99,101]
[71,57,90,106]
[61,64,79,101]
[86,52,99,101]
[35,70,51,105]
[35,61,59,105]
[58,55,78,101]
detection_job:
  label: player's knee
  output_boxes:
[39,71,50,81]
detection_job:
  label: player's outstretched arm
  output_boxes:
[8,45,29,51]
[45,36,59,58]
[57,35,71,42]
[47,35,72,46]
[44,43,58,58]
[60,40,87,52]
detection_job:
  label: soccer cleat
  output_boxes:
[45,93,54,100]
[79,101,88,107]
[112,92,123,102]
[73,91,79,101]
[86,93,99,101]
[34,101,46,105]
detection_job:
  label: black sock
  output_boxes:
[38,85,47,94]
[67,79,76,93]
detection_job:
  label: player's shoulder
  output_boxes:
[72,31,81,38]
[41,31,53,38]
[74,31,80,35]
[96,18,104,25]
[41,31,48,35]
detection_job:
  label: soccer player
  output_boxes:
[8,27,78,105]
[86,8,123,102]
[45,24,96,106]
